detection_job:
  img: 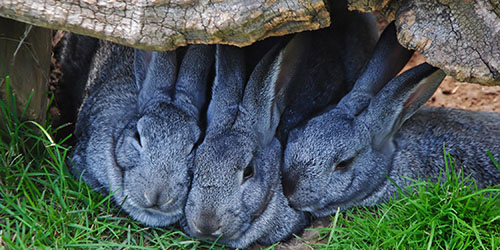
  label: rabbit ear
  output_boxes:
[205,45,246,134]
[337,22,414,115]
[135,50,177,112]
[238,33,308,145]
[360,63,446,149]
[173,45,215,119]
[134,49,153,88]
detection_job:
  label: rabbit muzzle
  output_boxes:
[187,211,224,239]
[119,169,188,226]
[184,204,246,241]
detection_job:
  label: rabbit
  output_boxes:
[182,3,379,248]
[55,33,99,142]
[70,41,215,227]
[282,26,500,217]
[276,0,379,143]
[182,40,308,249]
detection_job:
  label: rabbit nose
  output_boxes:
[143,189,175,209]
[190,215,222,238]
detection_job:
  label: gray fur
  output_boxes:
[283,37,500,217]
[183,43,308,249]
[55,33,99,140]
[183,2,379,247]
[71,41,215,226]
[276,0,379,142]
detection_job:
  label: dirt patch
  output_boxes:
[405,53,500,112]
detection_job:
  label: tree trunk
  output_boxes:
[1,0,499,86]
[0,17,51,122]
[0,0,329,51]
[348,0,500,86]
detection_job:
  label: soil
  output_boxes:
[409,53,500,112]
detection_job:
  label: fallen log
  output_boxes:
[0,0,330,51]
[349,0,500,85]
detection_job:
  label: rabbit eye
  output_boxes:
[134,131,141,145]
[242,165,255,182]
[134,130,142,147]
[335,157,355,172]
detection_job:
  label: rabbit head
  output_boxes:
[73,44,214,226]
[183,40,307,248]
[283,23,446,217]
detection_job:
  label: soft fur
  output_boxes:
[70,40,215,226]
[283,23,500,217]
[56,33,99,140]
[183,1,379,248]
[183,42,308,249]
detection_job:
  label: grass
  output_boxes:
[1,75,499,249]
[308,148,500,249]
[0,76,217,249]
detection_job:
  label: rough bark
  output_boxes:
[1,0,498,86]
[0,17,50,122]
[348,0,500,86]
[0,0,329,51]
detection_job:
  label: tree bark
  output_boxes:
[0,0,329,51]
[348,0,500,86]
[1,0,498,85]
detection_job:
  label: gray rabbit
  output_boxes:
[276,0,378,142]
[183,41,308,248]
[283,24,500,217]
[71,41,215,226]
[182,3,379,248]
[55,33,99,142]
